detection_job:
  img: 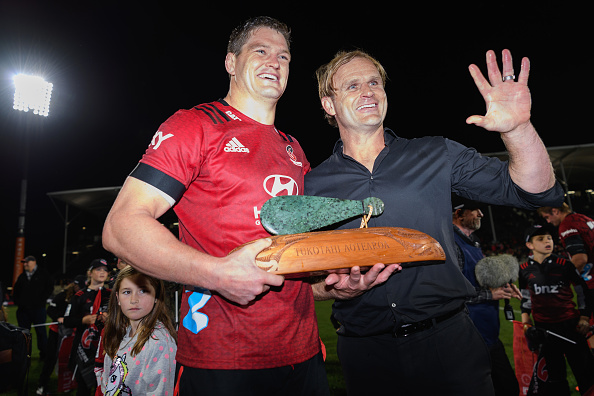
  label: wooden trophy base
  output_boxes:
[233,227,446,278]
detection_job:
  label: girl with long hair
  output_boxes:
[101,266,177,396]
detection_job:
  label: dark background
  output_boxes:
[0,2,590,284]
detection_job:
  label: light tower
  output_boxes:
[11,74,53,288]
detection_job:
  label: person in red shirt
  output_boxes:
[538,203,594,287]
[102,16,352,395]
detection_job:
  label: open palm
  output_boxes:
[467,49,531,133]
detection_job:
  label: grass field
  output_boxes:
[2,298,581,395]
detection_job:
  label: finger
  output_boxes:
[517,56,530,85]
[358,264,384,286]
[485,50,503,86]
[347,266,363,284]
[501,49,515,82]
[466,115,488,128]
[250,238,273,255]
[263,273,285,287]
[510,283,522,298]
[468,64,491,94]
[324,273,340,286]
[372,263,400,284]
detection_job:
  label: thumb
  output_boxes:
[466,115,485,126]
[234,238,273,260]
[246,238,284,287]
[248,238,273,255]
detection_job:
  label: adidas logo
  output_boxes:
[224,137,250,153]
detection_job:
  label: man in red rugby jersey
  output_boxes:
[103,16,337,395]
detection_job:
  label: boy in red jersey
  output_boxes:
[102,17,334,395]
[520,225,594,395]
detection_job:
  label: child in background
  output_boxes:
[520,225,594,395]
[101,266,177,396]
[64,259,111,396]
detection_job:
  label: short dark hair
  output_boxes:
[227,16,291,56]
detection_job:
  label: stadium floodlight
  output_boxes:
[13,74,53,117]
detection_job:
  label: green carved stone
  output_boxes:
[260,196,385,235]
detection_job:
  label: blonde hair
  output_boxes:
[537,202,571,216]
[316,50,388,127]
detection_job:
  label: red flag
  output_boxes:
[513,321,538,395]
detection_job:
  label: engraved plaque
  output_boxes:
[232,227,446,278]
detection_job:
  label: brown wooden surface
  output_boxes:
[233,227,446,278]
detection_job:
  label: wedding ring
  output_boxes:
[503,75,515,82]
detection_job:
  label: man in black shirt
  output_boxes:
[13,255,54,359]
[306,50,563,395]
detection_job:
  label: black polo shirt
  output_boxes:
[304,128,564,336]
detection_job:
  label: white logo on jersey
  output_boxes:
[286,145,303,167]
[254,175,298,225]
[588,221,594,230]
[225,110,242,121]
[151,131,174,150]
[533,284,559,295]
[263,175,298,197]
[224,137,250,153]
[560,228,578,238]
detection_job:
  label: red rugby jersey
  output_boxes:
[132,100,319,369]
[559,212,594,289]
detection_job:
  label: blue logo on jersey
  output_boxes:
[183,288,212,334]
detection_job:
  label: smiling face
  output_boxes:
[117,276,156,332]
[322,57,388,134]
[225,27,290,105]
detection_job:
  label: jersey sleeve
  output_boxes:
[132,109,205,203]
[564,259,594,317]
[562,233,588,256]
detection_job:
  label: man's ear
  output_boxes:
[225,53,236,76]
[321,96,336,116]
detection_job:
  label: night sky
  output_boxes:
[0,2,590,282]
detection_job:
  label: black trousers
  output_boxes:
[175,351,330,396]
[536,318,594,395]
[16,307,48,357]
[337,310,495,396]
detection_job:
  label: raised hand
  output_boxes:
[466,49,531,133]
